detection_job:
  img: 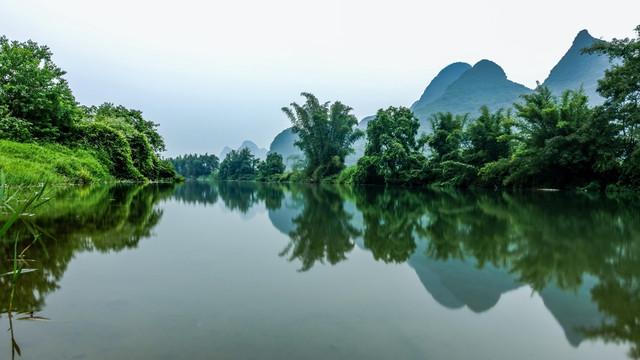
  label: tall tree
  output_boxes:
[354,106,426,184]
[258,152,285,180]
[169,153,219,179]
[282,93,363,180]
[506,86,617,188]
[218,148,259,180]
[82,103,166,153]
[426,112,468,162]
[79,103,176,180]
[462,106,513,168]
[0,36,79,141]
[583,25,640,185]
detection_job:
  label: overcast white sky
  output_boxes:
[1,1,639,157]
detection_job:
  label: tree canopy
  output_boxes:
[218,148,259,180]
[584,25,640,186]
[282,93,363,181]
[354,106,426,184]
[0,36,79,141]
[169,153,219,179]
[0,36,181,183]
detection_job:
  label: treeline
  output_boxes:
[280,25,640,190]
[168,149,285,182]
[171,25,638,191]
[0,36,182,183]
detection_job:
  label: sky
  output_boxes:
[1,1,639,157]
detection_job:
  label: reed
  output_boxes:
[0,175,50,313]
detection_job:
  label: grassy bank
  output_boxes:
[0,140,114,185]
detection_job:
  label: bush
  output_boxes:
[440,161,477,187]
[479,158,512,187]
[74,122,145,181]
[0,116,33,143]
[336,165,358,184]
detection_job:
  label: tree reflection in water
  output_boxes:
[1,181,639,358]
[280,184,360,272]
[0,183,177,358]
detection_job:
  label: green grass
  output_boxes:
[0,140,114,185]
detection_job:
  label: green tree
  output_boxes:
[354,106,426,185]
[78,103,180,181]
[82,103,166,152]
[462,106,513,168]
[74,121,145,181]
[583,25,640,186]
[258,152,285,180]
[427,112,468,162]
[169,153,219,179]
[0,106,32,142]
[424,112,475,186]
[218,148,259,180]
[282,93,363,181]
[505,86,618,188]
[0,36,79,141]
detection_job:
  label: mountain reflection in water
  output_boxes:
[1,181,638,359]
[210,182,640,358]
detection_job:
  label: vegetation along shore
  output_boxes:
[170,26,640,192]
[0,36,182,185]
[2,26,639,191]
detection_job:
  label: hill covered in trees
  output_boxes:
[0,36,182,184]
[261,29,614,170]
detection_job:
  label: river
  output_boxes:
[0,181,637,359]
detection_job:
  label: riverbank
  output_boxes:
[0,139,115,185]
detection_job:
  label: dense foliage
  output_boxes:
[330,26,640,190]
[352,106,426,185]
[160,25,640,190]
[583,25,640,187]
[257,152,286,181]
[282,93,363,181]
[0,36,78,142]
[218,148,259,181]
[169,153,219,179]
[0,36,181,183]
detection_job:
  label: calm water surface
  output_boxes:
[0,182,638,359]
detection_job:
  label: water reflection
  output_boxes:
[1,181,639,358]
[0,183,177,313]
[187,182,640,358]
[280,184,360,272]
[352,186,424,263]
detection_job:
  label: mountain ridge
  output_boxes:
[542,29,611,105]
[258,29,612,167]
[219,140,268,161]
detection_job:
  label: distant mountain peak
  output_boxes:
[468,59,507,80]
[411,58,531,123]
[542,29,610,105]
[574,29,593,43]
[410,62,471,111]
[240,140,258,149]
[220,140,268,160]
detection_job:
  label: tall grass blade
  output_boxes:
[0,181,48,237]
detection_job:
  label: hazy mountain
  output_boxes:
[240,140,268,160]
[268,29,612,166]
[411,59,533,128]
[219,140,268,161]
[268,127,302,170]
[219,146,233,160]
[542,30,612,105]
[345,63,473,165]
[410,62,472,110]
